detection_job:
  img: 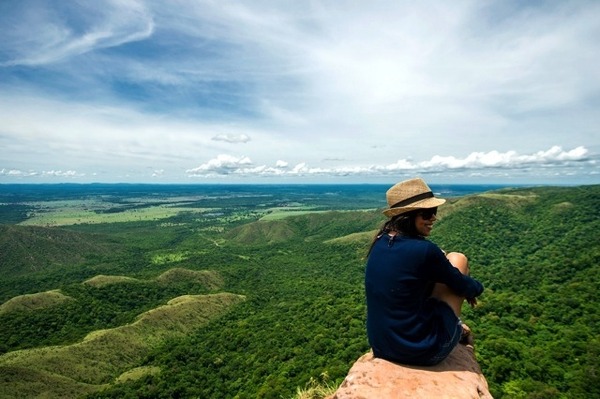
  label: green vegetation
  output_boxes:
[259,206,326,221]
[0,224,125,277]
[0,290,73,315]
[20,202,210,227]
[83,275,141,288]
[0,292,244,398]
[0,184,597,398]
[431,185,600,398]
[0,267,230,355]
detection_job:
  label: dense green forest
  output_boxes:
[0,184,598,398]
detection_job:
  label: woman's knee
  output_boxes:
[446,252,469,275]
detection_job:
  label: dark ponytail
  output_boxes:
[367,210,421,256]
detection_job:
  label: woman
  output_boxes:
[365,177,484,366]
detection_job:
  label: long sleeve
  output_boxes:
[421,244,484,299]
[365,234,484,365]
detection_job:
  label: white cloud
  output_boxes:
[184,146,593,179]
[0,169,84,178]
[384,146,592,173]
[186,154,253,176]
[533,146,588,162]
[211,134,251,143]
[291,163,307,174]
[384,159,418,171]
[0,168,38,177]
[41,170,84,177]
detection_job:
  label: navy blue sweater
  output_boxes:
[365,234,484,364]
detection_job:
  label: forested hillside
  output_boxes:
[431,186,600,398]
[0,225,125,278]
[0,184,597,398]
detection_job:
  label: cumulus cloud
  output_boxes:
[41,170,84,177]
[185,156,305,177]
[211,134,251,143]
[185,146,592,178]
[1,146,593,182]
[415,146,590,171]
[0,168,38,177]
[186,154,253,176]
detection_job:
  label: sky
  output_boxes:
[0,0,599,185]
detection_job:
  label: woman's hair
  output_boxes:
[367,210,421,256]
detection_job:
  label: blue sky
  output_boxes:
[0,0,598,184]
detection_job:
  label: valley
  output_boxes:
[0,183,597,398]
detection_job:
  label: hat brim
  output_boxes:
[383,197,446,218]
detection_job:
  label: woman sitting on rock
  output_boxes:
[365,177,483,366]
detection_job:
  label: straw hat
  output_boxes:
[383,177,446,218]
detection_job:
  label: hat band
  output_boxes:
[390,191,434,209]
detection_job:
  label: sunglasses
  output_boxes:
[417,208,437,220]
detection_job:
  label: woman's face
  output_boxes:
[414,208,437,236]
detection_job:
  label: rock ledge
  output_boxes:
[329,344,493,399]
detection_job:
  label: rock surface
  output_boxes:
[329,344,493,399]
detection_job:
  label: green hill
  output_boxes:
[225,210,382,245]
[154,267,224,290]
[0,266,228,356]
[0,290,73,315]
[225,219,298,244]
[82,268,223,290]
[0,225,124,277]
[430,185,600,398]
[82,275,140,288]
[0,293,244,398]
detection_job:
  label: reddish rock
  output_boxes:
[329,344,493,399]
